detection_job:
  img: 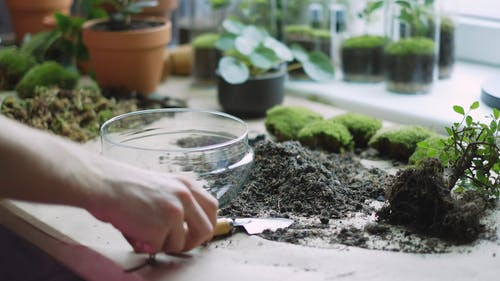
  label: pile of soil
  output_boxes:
[220,139,496,253]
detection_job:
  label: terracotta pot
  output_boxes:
[82,18,171,95]
[142,0,179,19]
[5,0,72,43]
[217,67,286,118]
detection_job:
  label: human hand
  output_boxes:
[88,160,218,254]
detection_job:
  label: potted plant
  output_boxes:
[215,19,334,118]
[192,32,221,84]
[341,0,385,83]
[5,0,73,43]
[385,0,438,94]
[82,0,171,96]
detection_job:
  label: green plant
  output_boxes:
[298,119,354,153]
[0,48,37,90]
[358,0,384,23]
[395,0,436,37]
[342,35,385,49]
[284,25,331,40]
[215,19,334,84]
[16,62,79,98]
[385,37,434,55]
[265,105,323,141]
[416,102,500,199]
[104,0,158,29]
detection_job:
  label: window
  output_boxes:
[455,0,500,66]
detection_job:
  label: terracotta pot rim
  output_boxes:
[5,0,72,10]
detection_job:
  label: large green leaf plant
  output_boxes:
[216,18,334,84]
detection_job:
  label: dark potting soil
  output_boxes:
[341,46,384,83]
[385,53,435,93]
[439,29,455,79]
[220,139,497,253]
[91,20,164,32]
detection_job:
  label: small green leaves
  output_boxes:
[249,47,279,70]
[264,37,293,62]
[470,101,480,110]
[453,105,465,115]
[300,51,335,81]
[217,56,249,84]
[494,108,499,119]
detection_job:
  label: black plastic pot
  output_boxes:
[217,68,286,118]
[341,45,384,83]
[384,53,435,94]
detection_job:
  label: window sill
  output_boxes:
[285,61,500,134]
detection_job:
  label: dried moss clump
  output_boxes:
[1,87,138,142]
[330,113,382,148]
[368,125,435,161]
[377,158,486,244]
[298,119,354,153]
[0,48,37,90]
[16,62,79,99]
[265,105,323,141]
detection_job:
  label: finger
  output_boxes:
[180,193,214,251]
[162,216,187,254]
[176,177,218,228]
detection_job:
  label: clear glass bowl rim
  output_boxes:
[100,108,250,153]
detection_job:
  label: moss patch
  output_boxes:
[342,35,385,49]
[368,125,435,161]
[330,113,382,148]
[15,62,79,98]
[0,48,37,90]
[385,37,435,56]
[298,119,354,153]
[265,105,323,141]
[284,25,331,39]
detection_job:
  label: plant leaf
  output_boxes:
[453,105,465,115]
[217,56,249,84]
[301,51,335,81]
[470,101,480,110]
[264,37,293,61]
[235,35,259,55]
[249,47,279,70]
[222,18,245,35]
[290,44,308,63]
[494,108,499,119]
[215,34,235,51]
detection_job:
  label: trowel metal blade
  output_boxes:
[233,218,294,235]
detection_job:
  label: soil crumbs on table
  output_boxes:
[220,140,498,254]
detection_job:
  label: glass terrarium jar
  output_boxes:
[438,0,457,79]
[385,0,440,94]
[341,0,387,83]
[282,0,334,78]
[177,0,232,44]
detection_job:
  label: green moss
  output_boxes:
[368,125,435,162]
[284,25,331,39]
[265,105,323,141]
[330,113,382,148]
[385,37,435,56]
[298,119,354,153]
[193,33,220,48]
[0,48,37,90]
[20,31,63,63]
[441,16,455,33]
[342,35,385,49]
[16,62,79,98]
[408,135,446,165]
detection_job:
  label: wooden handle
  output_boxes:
[214,218,233,237]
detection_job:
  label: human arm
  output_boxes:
[0,115,218,254]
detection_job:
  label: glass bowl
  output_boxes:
[100,108,254,207]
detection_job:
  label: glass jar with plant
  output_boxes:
[341,0,386,83]
[438,0,456,79]
[82,0,172,96]
[281,0,332,79]
[177,0,232,44]
[215,18,334,117]
[385,0,439,94]
[192,32,221,84]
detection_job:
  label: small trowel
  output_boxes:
[214,217,294,237]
